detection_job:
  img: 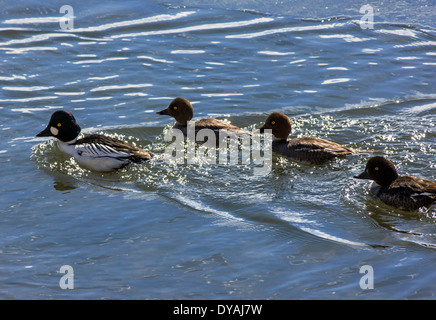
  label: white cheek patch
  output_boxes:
[50,126,59,136]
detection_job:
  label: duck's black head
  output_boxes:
[36,110,81,142]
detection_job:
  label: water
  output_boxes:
[0,0,435,299]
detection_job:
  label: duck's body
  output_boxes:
[157,97,250,142]
[174,118,242,134]
[272,136,357,164]
[355,156,436,211]
[57,134,151,172]
[37,111,151,172]
[259,112,362,164]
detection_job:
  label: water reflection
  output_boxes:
[53,179,77,192]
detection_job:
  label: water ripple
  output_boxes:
[90,83,153,92]
[3,85,54,91]
[227,22,346,39]
[72,11,197,33]
[110,17,274,39]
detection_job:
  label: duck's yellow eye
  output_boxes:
[374,167,379,171]
[271,121,276,125]
[173,106,178,110]
[57,123,62,127]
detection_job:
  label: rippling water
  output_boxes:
[1,0,435,299]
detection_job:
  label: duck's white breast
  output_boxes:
[57,140,131,171]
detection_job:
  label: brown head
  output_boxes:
[354,156,400,187]
[259,112,292,140]
[156,97,194,126]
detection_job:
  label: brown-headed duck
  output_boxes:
[259,112,362,164]
[156,97,251,140]
[354,156,436,211]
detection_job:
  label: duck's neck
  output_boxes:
[376,172,399,187]
[175,120,188,126]
[175,118,195,127]
[273,136,288,143]
[58,136,78,145]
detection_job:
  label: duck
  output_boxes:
[354,156,436,211]
[258,112,362,164]
[36,110,152,172]
[156,97,250,143]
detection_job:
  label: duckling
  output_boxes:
[36,110,152,172]
[354,156,436,211]
[259,112,362,164]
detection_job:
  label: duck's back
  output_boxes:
[273,136,358,164]
[373,176,436,211]
[195,118,241,131]
[76,134,152,162]
[173,118,251,143]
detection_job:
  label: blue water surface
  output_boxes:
[0,0,435,299]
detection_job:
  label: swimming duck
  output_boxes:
[156,97,250,141]
[36,110,152,172]
[259,112,362,164]
[354,156,436,211]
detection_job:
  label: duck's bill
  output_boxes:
[156,108,169,115]
[354,171,369,179]
[36,126,52,137]
[258,125,266,134]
